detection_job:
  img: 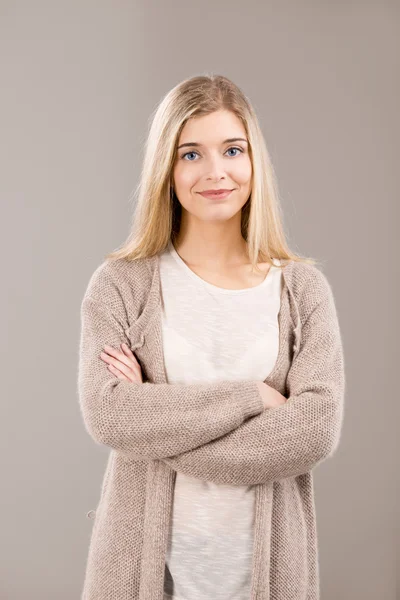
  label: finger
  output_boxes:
[107,364,130,381]
[101,351,136,379]
[108,362,142,384]
[101,349,142,382]
[120,343,139,362]
[103,344,137,371]
[120,343,143,374]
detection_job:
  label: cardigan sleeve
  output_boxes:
[77,269,264,461]
[161,267,346,485]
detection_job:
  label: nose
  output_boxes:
[203,153,228,181]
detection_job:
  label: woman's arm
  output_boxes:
[77,267,264,461]
[161,268,345,485]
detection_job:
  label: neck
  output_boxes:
[174,216,249,270]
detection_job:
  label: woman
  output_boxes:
[78,74,345,600]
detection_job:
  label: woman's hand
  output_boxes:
[256,381,287,410]
[100,343,143,383]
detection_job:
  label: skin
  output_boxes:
[100,109,286,410]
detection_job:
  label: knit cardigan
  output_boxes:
[77,252,345,600]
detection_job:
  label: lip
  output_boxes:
[198,189,234,199]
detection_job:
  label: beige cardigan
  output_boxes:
[78,252,345,600]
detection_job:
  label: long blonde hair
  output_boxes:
[105,73,318,272]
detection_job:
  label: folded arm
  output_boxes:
[162,268,346,485]
[77,264,264,461]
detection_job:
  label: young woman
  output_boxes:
[78,74,345,600]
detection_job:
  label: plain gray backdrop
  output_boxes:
[1,1,398,598]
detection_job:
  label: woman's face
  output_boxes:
[172,109,252,223]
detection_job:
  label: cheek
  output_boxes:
[235,159,252,185]
[173,164,198,190]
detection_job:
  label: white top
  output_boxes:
[159,240,282,600]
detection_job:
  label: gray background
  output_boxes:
[1,1,398,598]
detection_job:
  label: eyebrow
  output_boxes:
[177,137,248,150]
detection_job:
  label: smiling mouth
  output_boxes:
[198,189,235,199]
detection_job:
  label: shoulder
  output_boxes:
[82,256,154,307]
[285,259,334,296]
[285,260,338,324]
[291,260,333,293]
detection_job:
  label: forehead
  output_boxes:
[177,110,247,145]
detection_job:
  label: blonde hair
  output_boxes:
[105,73,318,272]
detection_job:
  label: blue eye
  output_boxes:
[226,147,242,157]
[181,151,198,161]
[181,146,244,161]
